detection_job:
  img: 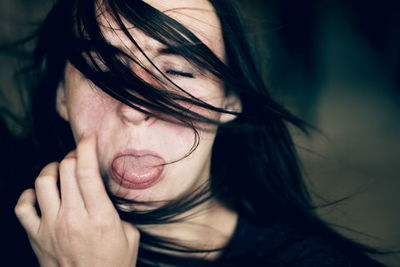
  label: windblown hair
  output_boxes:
[21,0,374,266]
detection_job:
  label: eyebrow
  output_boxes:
[157,44,203,58]
[82,40,199,65]
[103,44,184,60]
[82,34,198,58]
[159,44,204,57]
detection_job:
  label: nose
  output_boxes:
[117,101,154,126]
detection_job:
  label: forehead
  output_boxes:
[97,0,224,59]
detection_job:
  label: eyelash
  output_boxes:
[87,55,196,79]
[165,69,195,78]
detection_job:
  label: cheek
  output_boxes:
[159,122,197,158]
[177,79,225,120]
[181,78,225,103]
[70,106,102,140]
[67,87,116,141]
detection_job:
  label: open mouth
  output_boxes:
[111,150,165,190]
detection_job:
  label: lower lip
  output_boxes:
[111,171,162,190]
[110,152,164,190]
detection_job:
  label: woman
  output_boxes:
[12,0,384,266]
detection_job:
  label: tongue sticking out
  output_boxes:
[111,155,165,189]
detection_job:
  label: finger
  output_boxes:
[35,162,61,220]
[76,135,113,212]
[59,150,85,210]
[15,188,40,235]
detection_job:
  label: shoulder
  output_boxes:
[220,217,386,267]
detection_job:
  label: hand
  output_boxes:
[15,135,139,267]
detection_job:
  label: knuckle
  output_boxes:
[59,157,76,171]
[14,203,30,218]
[34,175,54,188]
[42,161,59,171]
[64,150,77,159]
[46,161,59,169]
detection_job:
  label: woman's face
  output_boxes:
[56,0,239,205]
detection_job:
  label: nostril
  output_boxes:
[118,102,154,126]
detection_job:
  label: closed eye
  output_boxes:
[165,69,195,78]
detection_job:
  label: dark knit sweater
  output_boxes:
[217,216,385,266]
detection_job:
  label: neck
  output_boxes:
[138,198,238,259]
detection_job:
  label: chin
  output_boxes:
[106,179,171,207]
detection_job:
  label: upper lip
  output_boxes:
[113,149,163,159]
